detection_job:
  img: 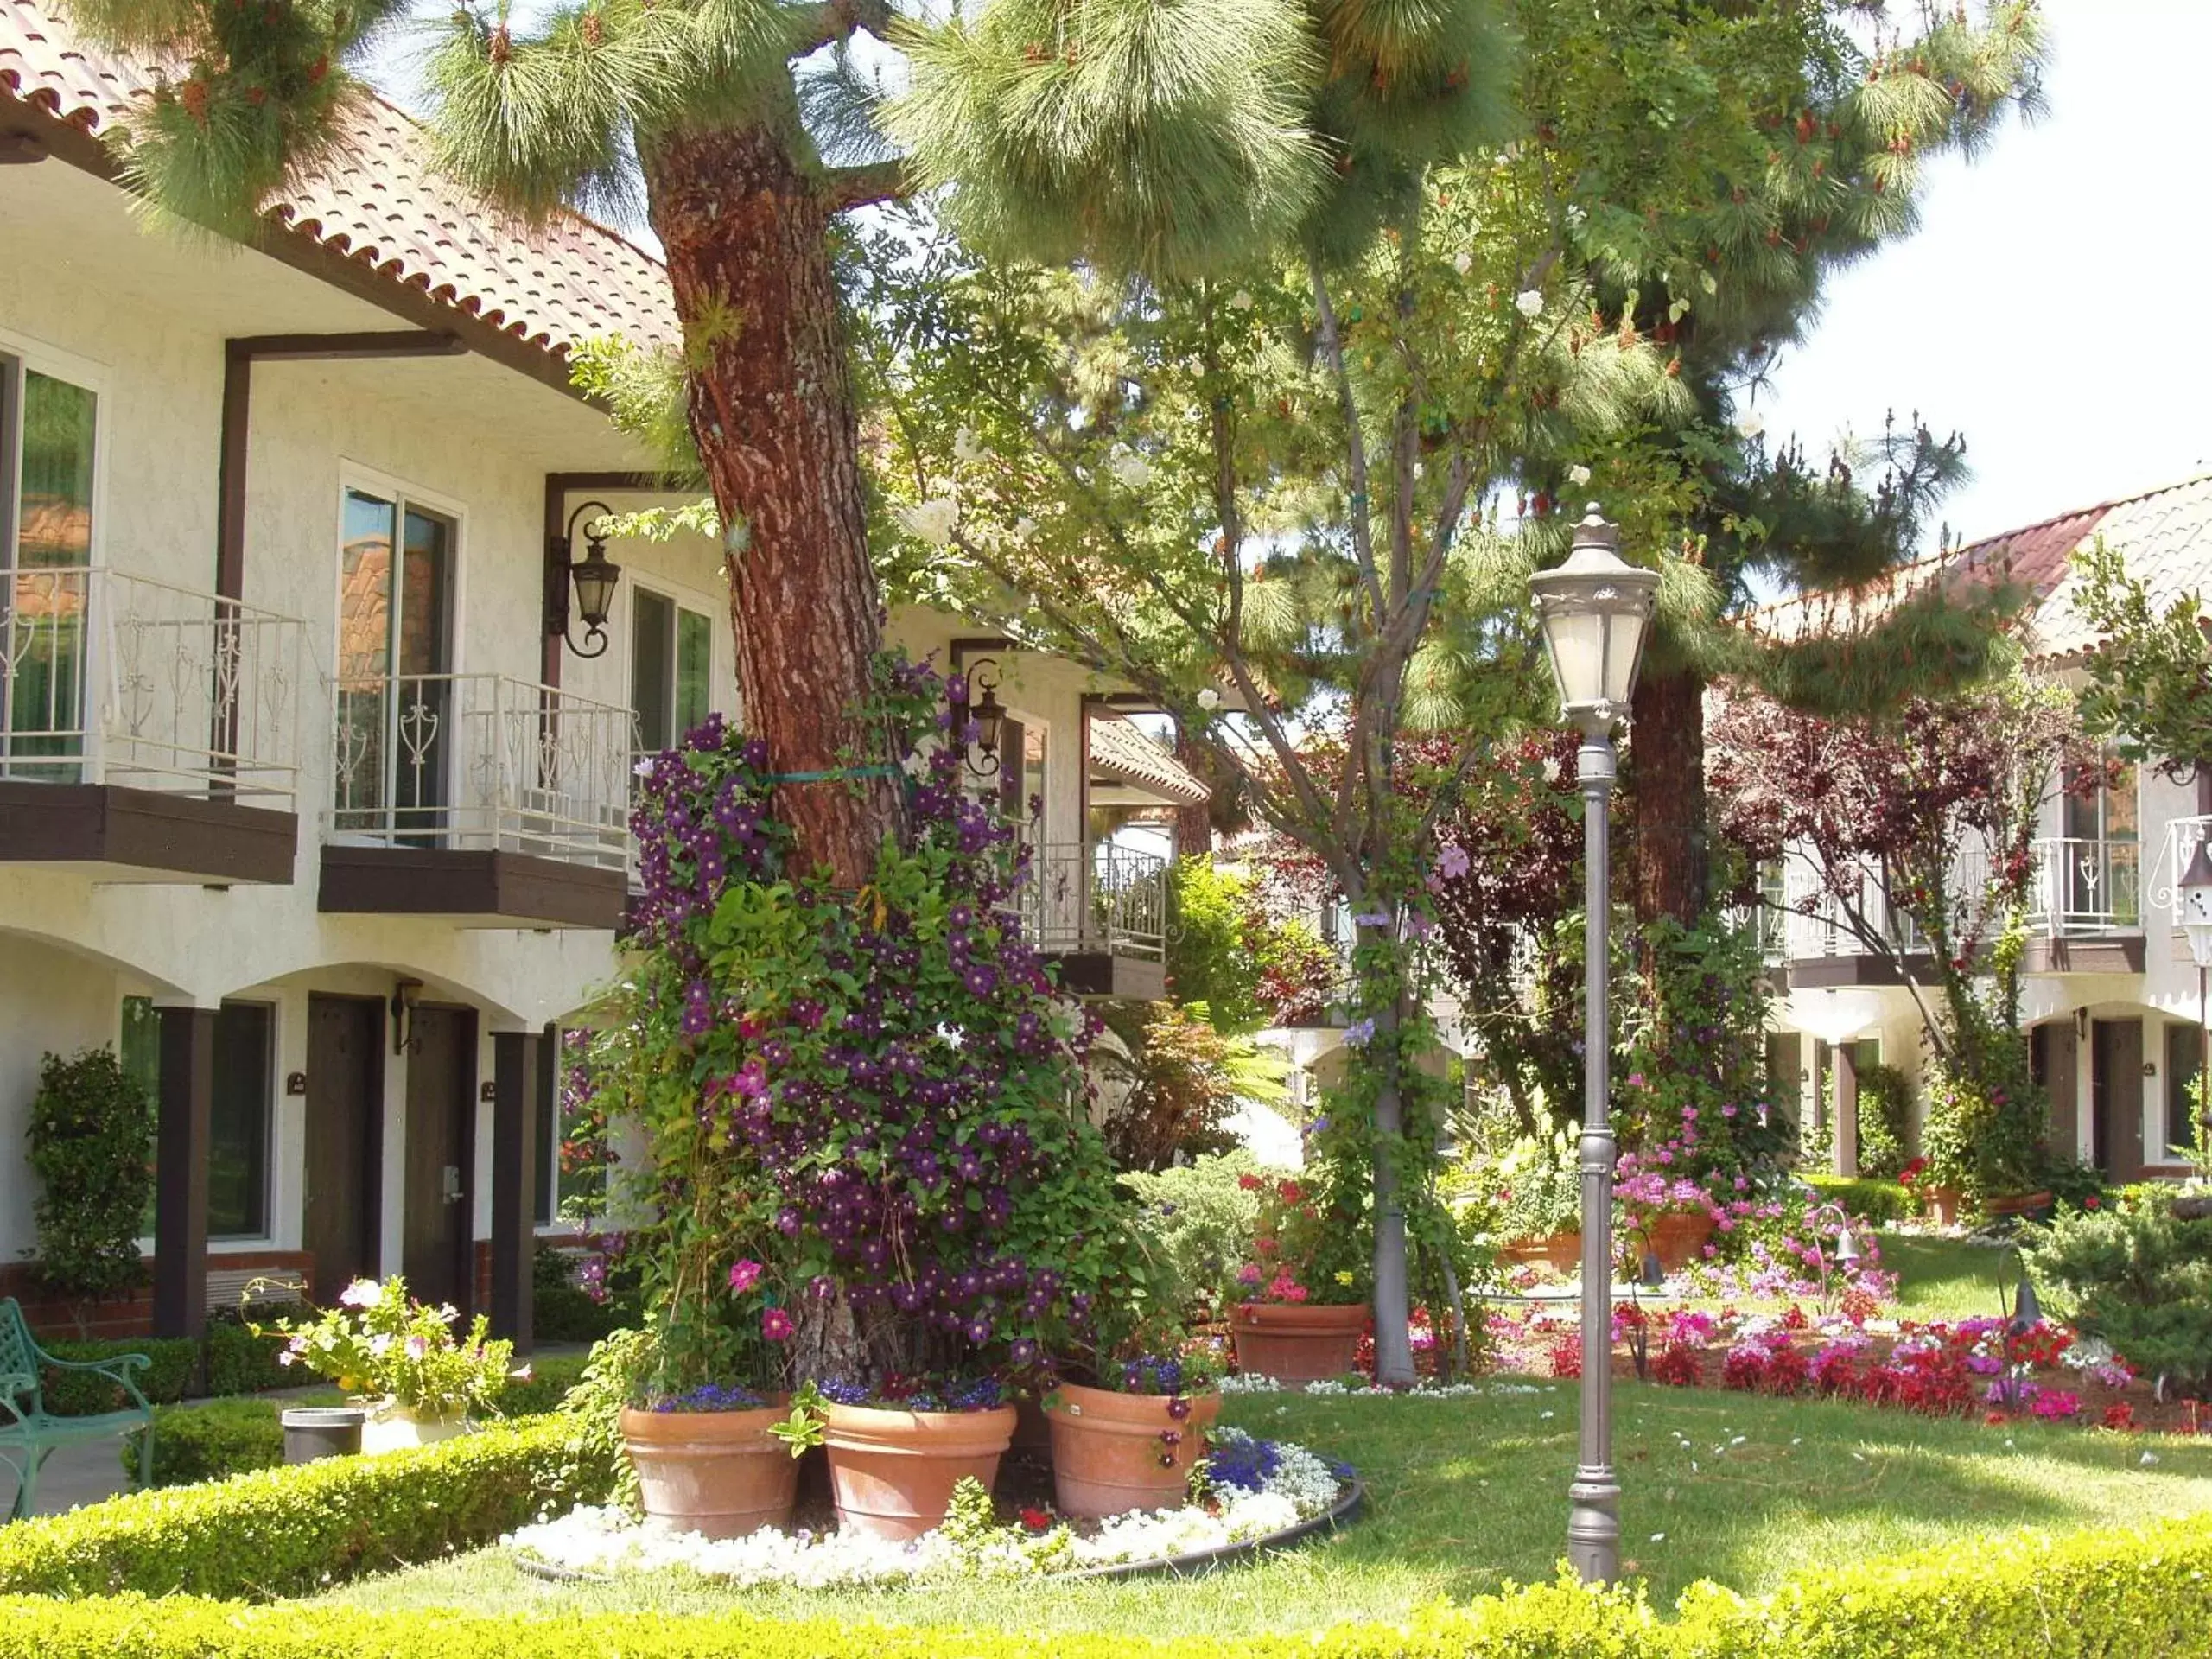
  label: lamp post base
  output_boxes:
[1567,1469,1622,1584]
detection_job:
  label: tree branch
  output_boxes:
[825,159,911,213]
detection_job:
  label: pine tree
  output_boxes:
[60,0,1323,882]
[1512,0,2049,931]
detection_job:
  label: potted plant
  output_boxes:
[1228,1173,1369,1384]
[613,1258,804,1539]
[1488,1134,1582,1270]
[1043,1344,1221,1520]
[1615,1173,1721,1273]
[804,1376,1019,1540]
[266,1276,512,1452]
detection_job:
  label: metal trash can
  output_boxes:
[281,1406,365,1464]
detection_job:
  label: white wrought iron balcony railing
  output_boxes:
[2024,836,2141,937]
[1770,859,1927,962]
[1016,839,1169,960]
[2154,815,2212,927]
[0,563,302,804]
[329,673,633,870]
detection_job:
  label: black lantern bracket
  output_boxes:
[547,499,623,660]
[953,658,1008,779]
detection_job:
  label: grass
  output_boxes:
[315,1384,2212,1636]
[1876,1230,2027,1320]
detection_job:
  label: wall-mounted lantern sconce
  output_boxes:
[547,499,623,659]
[391,978,423,1055]
[953,658,1008,779]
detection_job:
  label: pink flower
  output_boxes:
[404,1335,429,1361]
[339,1279,379,1308]
[762,1307,795,1342]
[728,1259,764,1294]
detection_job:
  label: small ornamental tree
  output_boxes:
[572,661,1154,1389]
[1709,678,2094,1198]
[25,1046,154,1332]
[2073,534,2212,781]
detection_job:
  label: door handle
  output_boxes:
[442,1164,462,1204]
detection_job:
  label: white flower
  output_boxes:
[1109,451,1152,489]
[935,1024,965,1050]
[899,497,958,547]
[632,756,656,779]
[1541,755,1563,785]
[1452,251,1473,276]
[1196,688,1222,711]
[1735,410,1766,441]
[1514,289,1544,319]
[1567,464,1592,487]
[1012,516,1036,543]
[338,1279,379,1308]
[1229,290,1255,310]
[952,427,984,464]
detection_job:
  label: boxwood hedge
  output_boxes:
[0,1414,614,1600]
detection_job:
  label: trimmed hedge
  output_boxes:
[0,1414,616,1600]
[0,1511,2208,1656]
[486,1352,590,1419]
[205,1313,295,1397]
[1801,1173,1917,1228]
[122,1398,285,1489]
[39,1338,198,1414]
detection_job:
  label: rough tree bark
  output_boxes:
[643,120,900,889]
[1628,665,1709,931]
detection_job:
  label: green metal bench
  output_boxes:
[0,1297,155,1521]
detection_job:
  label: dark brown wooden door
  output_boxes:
[304,995,384,1306]
[2091,1017,2145,1181]
[403,1005,476,1312]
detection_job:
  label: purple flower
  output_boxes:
[1343,1018,1376,1046]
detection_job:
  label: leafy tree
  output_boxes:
[1166,856,1339,1034]
[1091,1002,1288,1173]
[2073,534,2212,782]
[1510,0,2048,932]
[26,1046,155,1332]
[59,0,1328,882]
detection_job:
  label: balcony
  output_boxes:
[321,673,632,928]
[2022,836,2145,973]
[1017,840,1170,998]
[0,564,302,882]
[1762,860,1932,988]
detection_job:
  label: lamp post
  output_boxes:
[1529,503,1659,1586]
[2179,836,2212,1153]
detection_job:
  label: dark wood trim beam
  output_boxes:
[1045,950,1166,1001]
[319,845,626,929]
[488,1030,540,1352]
[153,1006,214,1344]
[0,782,296,883]
[228,332,464,363]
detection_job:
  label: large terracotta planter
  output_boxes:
[359,1402,466,1456]
[1643,1211,1718,1271]
[1502,1231,1581,1273]
[1984,1190,2053,1220]
[821,1401,1018,1541]
[1923,1185,1965,1226]
[1044,1382,1222,1519]
[1230,1301,1368,1386]
[620,1402,798,1540]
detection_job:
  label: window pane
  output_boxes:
[210,1002,271,1238]
[632,590,673,754]
[2168,1023,2204,1161]
[335,493,396,829]
[16,370,94,567]
[675,607,712,739]
[397,508,453,677]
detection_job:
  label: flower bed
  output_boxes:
[505,1428,1353,1586]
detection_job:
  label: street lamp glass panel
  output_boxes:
[1539,608,1609,709]
[569,544,622,630]
[1529,506,1660,728]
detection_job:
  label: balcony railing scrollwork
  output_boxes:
[1015,839,1169,960]
[330,672,633,870]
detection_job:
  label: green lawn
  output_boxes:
[318,1385,2212,1637]
[1876,1230,2027,1320]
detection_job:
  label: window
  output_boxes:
[531,1027,605,1226]
[630,589,712,754]
[122,996,274,1239]
[1,359,98,778]
[2061,755,2140,927]
[2167,1023,2205,1163]
[334,487,456,840]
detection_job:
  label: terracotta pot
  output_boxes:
[359,1402,466,1456]
[821,1402,1017,1541]
[1923,1185,1964,1226]
[620,1402,799,1540]
[1230,1301,1368,1386]
[1984,1190,2054,1219]
[1044,1382,1222,1519]
[1503,1231,1582,1273]
[1643,1211,1717,1271]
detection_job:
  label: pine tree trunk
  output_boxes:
[1628,665,1709,930]
[1173,726,1212,861]
[642,122,899,888]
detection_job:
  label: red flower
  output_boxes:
[2101,1403,2137,1433]
[1237,1173,1263,1192]
[1019,1507,1054,1532]
[761,1307,794,1342]
[2085,1195,2101,1211]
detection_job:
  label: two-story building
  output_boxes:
[1758,472,2212,1185]
[0,0,1202,1345]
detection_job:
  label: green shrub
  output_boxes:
[23,1046,154,1319]
[2024,1205,2212,1392]
[1120,1151,1281,1318]
[3,1512,2211,1658]
[205,1306,296,1396]
[531,1248,638,1344]
[1801,1173,1916,1228]
[488,1352,591,1418]
[39,1338,197,1415]
[0,1414,616,1600]
[1853,1061,1913,1179]
[123,1398,283,1489]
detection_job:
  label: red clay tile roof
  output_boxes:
[1088,711,1209,806]
[0,0,680,360]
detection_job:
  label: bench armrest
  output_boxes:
[37,1351,155,1414]
[0,1378,31,1428]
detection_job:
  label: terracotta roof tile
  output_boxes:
[0,0,679,359]
[1088,712,1209,806]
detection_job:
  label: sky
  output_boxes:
[1757,0,2212,550]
